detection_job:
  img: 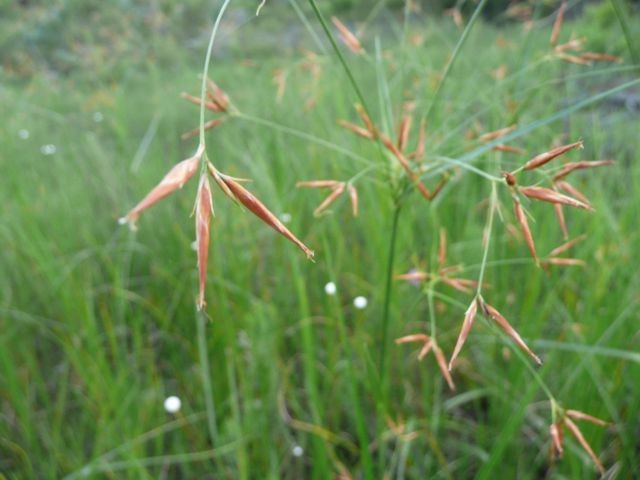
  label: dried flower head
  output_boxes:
[331,16,365,55]
[396,334,455,390]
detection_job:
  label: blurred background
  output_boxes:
[1,1,639,478]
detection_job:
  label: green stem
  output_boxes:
[379,202,402,381]
[476,182,497,296]
[609,0,640,65]
[198,0,233,146]
[424,0,489,122]
[197,309,218,444]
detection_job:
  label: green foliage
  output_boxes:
[1,2,639,478]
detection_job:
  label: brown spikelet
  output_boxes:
[338,120,375,139]
[348,184,359,217]
[120,145,204,228]
[580,52,621,63]
[273,68,287,103]
[395,333,429,345]
[554,37,585,53]
[482,301,542,365]
[418,339,434,360]
[553,160,614,180]
[514,199,538,263]
[331,16,365,54]
[314,183,345,216]
[206,78,230,113]
[355,104,375,133]
[409,119,427,161]
[554,203,569,240]
[440,277,479,294]
[503,171,517,186]
[523,141,583,171]
[195,176,213,310]
[181,118,223,141]
[543,258,586,267]
[479,125,516,142]
[548,235,586,258]
[432,342,456,391]
[438,228,447,267]
[550,422,564,458]
[557,53,592,65]
[566,410,609,427]
[493,144,525,154]
[397,115,413,152]
[396,271,429,282]
[564,417,605,474]
[553,181,590,205]
[180,92,219,112]
[550,1,567,46]
[449,299,478,370]
[218,174,314,259]
[296,180,342,189]
[520,186,593,210]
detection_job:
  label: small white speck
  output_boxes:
[93,111,104,123]
[190,240,198,251]
[18,129,30,139]
[353,296,368,309]
[40,144,57,155]
[280,213,292,223]
[324,282,337,295]
[164,395,182,414]
[292,445,304,457]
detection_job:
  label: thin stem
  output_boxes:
[379,202,402,378]
[199,0,233,146]
[476,182,498,296]
[424,0,489,122]
[197,309,218,444]
[233,112,370,165]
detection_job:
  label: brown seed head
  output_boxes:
[513,199,538,263]
[565,409,609,427]
[482,301,542,365]
[563,417,605,474]
[503,172,517,187]
[553,160,614,181]
[580,52,621,63]
[449,298,479,370]
[120,144,204,228]
[520,186,593,210]
[432,342,456,391]
[348,184,359,217]
[313,183,346,217]
[195,176,213,310]
[331,16,365,55]
[550,422,564,458]
[493,144,525,154]
[523,141,583,171]
[479,125,516,142]
[553,203,569,240]
[206,78,230,113]
[550,1,567,46]
[218,174,314,259]
[397,115,413,152]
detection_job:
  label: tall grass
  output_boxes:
[1,1,639,478]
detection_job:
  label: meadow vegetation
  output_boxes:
[1,0,639,478]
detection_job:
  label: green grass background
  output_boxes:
[1,0,639,478]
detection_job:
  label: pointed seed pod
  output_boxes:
[548,235,586,258]
[195,176,213,310]
[566,409,609,427]
[553,203,569,240]
[296,180,342,189]
[397,115,412,152]
[564,417,605,474]
[553,180,590,205]
[550,422,564,458]
[395,271,429,282]
[523,141,583,171]
[433,342,456,391]
[580,52,621,63]
[482,302,542,365]
[331,16,365,54]
[181,118,223,141]
[337,120,375,139]
[493,144,525,154]
[348,184,358,217]
[514,199,538,263]
[520,186,593,210]
[550,1,567,46]
[218,174,314,259]
[479,125,516,142]
[120,144,204,228]
[553,160,614,180]
[314,183,345,216]
[449,298,478,370]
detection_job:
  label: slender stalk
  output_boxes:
[424,0,489,122]
[197,309,218,444]
[609,0,640,64]
[379,202,402,381]
[198,0,233,146]
[476,182,498,296]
